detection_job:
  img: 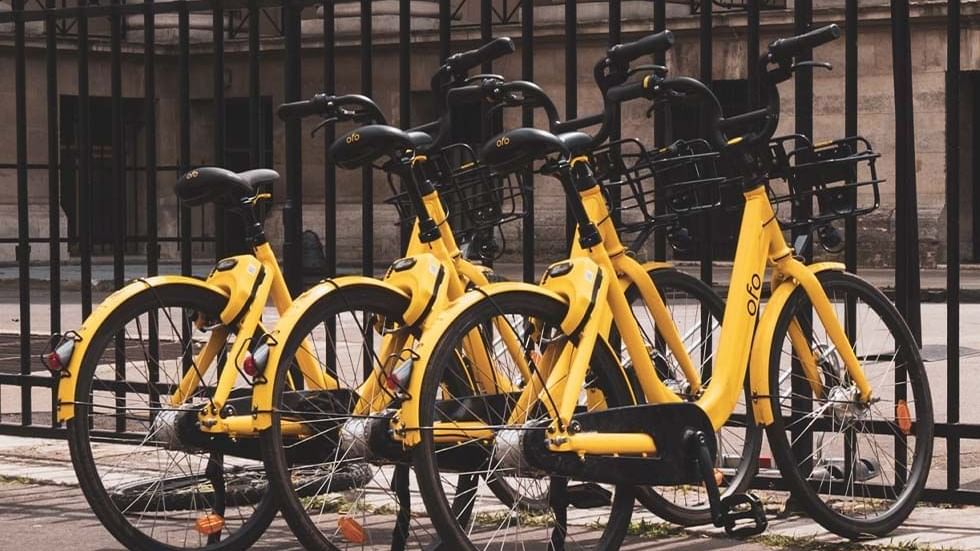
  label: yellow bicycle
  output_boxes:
[254,34,744,550]
[407,24,933,549]
[54,164,310,550]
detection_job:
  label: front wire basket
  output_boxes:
[383,143,530,254]
[766,134,882,231]
[593,138,734,249]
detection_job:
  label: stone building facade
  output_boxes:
[0,0,974,270]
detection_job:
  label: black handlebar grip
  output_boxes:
[277,94,329,120]
[606,80,649,104]
[448,37,515,72]
[768,24,841,60]
[607,30,675,66]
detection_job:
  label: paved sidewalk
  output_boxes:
[0,434,978,550]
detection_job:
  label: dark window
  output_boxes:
[60,96,145,256]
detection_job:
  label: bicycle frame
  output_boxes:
[55,234,326,434]
[252,156,529,433]
[401,172,875,457]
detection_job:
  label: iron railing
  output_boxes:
[0,0,973,505]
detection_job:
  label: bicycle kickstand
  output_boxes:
[685,429,768,538]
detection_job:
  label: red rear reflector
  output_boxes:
[896,400,913,435]
[194,513,225,536]
[758,456,772,469]
[338,516,366,543]
[243,353,257,377]
[45,351,62,372]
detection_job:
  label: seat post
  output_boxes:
[397,157,442,244]
[557,161,602,249]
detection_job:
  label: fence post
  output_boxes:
[891,0,922,342]
[945,0,961,492]
[283,0,303,292]
[360,0,373,279]
[14,0,31,427]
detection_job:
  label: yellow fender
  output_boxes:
[252,276,410,430]
[748,261,845,426]
[56,275,228,422]
[397,281,566,447]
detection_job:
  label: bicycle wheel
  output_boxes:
[765,270,933,539]
[625,268,762,526]
[262,283,450,550]
[413,290,635,551]
[66,282,277,551]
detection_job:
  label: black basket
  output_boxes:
[593,138,733,244]
[383,143,529,244]
[765,135,882,230]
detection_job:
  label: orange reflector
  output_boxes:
[194,513,225,536]
[714,468,725,487]
[338,516,366,544]
[896,400,913,435]
[529,351,542,365]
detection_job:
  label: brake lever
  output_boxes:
[311,116,339,137]
[628,64,668,78]
[464,73,505,84]
[792,60,833,72]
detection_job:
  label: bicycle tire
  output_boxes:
[765,270,933,539]
[66,282,277,551]
[413,289,635,551]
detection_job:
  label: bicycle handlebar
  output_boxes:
[445,37,516,74]
[768,24,840,62]
[276,93,387,125]
[607,30,674,66]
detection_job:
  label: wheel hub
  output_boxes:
[826,385,867,423]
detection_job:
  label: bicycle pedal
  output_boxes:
[720,493,768,538]
[566,482,612,509]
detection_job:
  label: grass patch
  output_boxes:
[753,534,960,551]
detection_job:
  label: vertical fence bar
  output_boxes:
[78,2,93,317]
[608,0,621,230]
[144,0,160,413]
[439,0,450,61]
[45,0,60,426]
[360,0,373,277]
[45,0,60,337]
[844,0,858,273]
[283,0,303,291]
[179,3,192,276]
[891,0,922,342]
[145,2,158,277]
[110,0,127,434]
[522,0,534,283]
[653,0,666,261]
[945,0,961,491]
[398,0,411,250]
[249,0,261,167]
[480,0,491,73]
[111,1,124,290]
[698,0,712,288]
[14,0,31,426]
[324,0,336,277]
[322,0,337,375]
[747,0,759,108]
[564,0,576,249]
[794,0,813,220]
[213,4,226,259]
[789,0,815,477]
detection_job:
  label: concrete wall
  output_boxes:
[0,0,971,269]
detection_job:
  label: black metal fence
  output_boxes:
[0,0,974,505]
